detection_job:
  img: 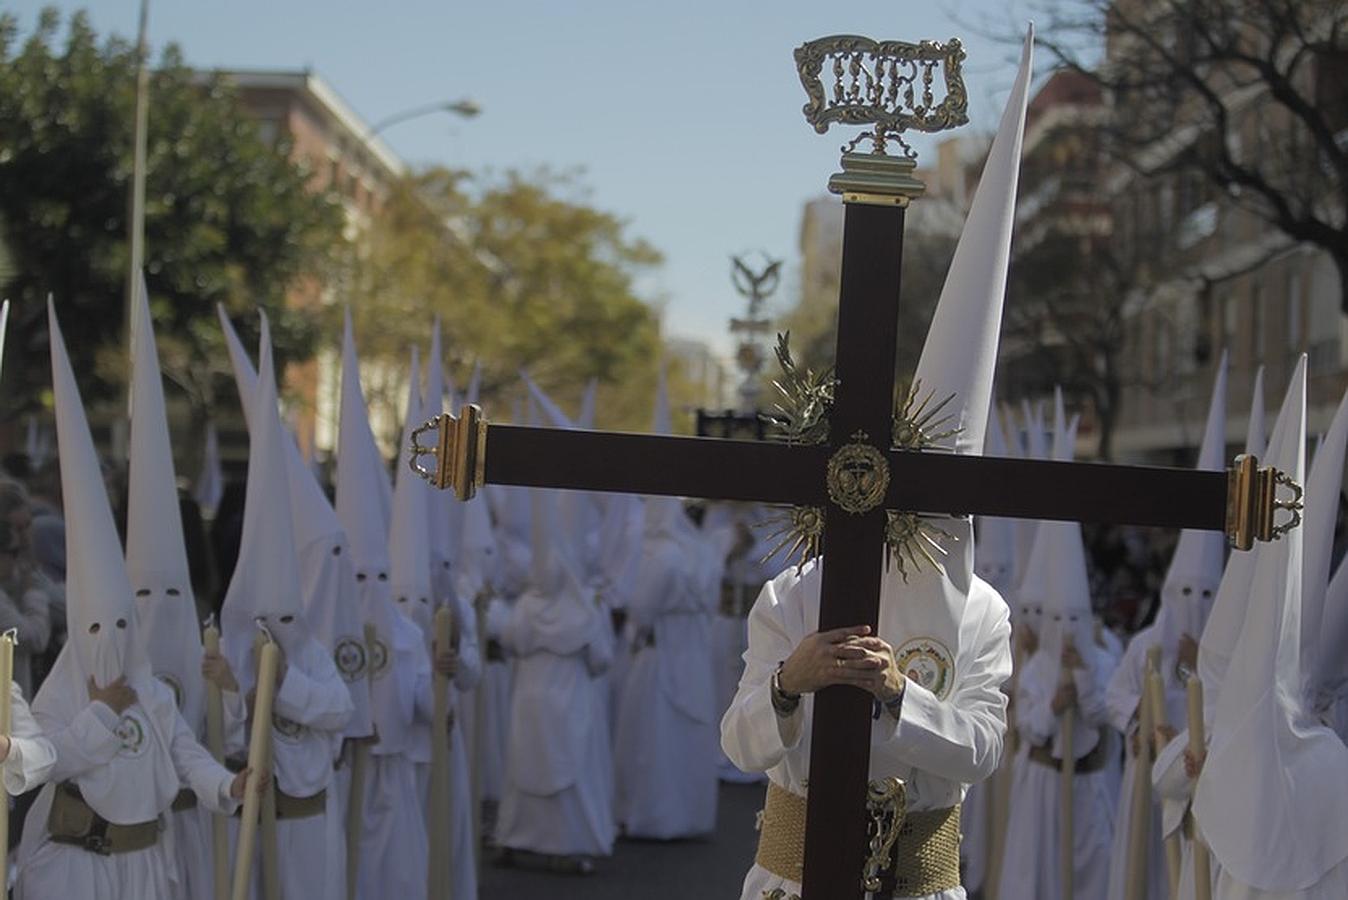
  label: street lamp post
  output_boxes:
[368,99,481,139]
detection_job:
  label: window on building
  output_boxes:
[1308,253,1342,373]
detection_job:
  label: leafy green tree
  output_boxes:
[344,166,669,433]
[0,8,345,434]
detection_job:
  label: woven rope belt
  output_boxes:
[1028,728,1110,774]
[47,781,159,855]
[754,781,961,896]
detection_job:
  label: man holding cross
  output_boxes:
[721,34,1031,900]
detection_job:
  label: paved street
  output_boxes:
[480,781,764,899]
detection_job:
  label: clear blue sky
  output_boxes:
[7,1,1033,357]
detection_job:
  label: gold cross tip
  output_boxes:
[408,404,488,501]
[1225,454,1304,551]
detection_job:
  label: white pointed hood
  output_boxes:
[335,310,410,753]
[43,299,180,824]
[878,29,1031,671]
[423,319,460,601]
[218,305,372,738]
[1195,356,1348,891]
[390,349,434,636]
[1156,353,1228,664]
[579,378,598,429]
[126,274,205,730]
[220,314,308,669]
[1198,366,1279,715]
[974,405,1017,594]
[193,420,223,515]
[50,301,149,690]
[1018,389,1101,756]
[1317,541,1348,715]
[336,309,394,574]
[1300,386,1348,704]
[913,25,1032,460]
[456,372,500,603]
[644,362,698,544]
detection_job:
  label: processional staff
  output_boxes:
[1147,661,1181,899]
[203,620,230,900]
[407,28,1303,900]
[1187,677,1213,900]
[0,630,14,884]
[346,622,378,900]
[231,631,279,900]
[427,606,455,897]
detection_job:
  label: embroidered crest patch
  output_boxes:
[895,637,954,700]
[334,637,367,682]
[272,712,304,742]
[370,637,390,680]
[115,711,148,757]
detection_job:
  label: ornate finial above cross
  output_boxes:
[794,36,969,204]
[408,32,1302,900]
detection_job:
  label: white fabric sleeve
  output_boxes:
[273,653,355,734]
[168,707,239,816]
[1104,640,1145,735]
[412,645,434,725]
[221,690,249,758]
[1017,658,1057,748]
[719,578,804,773]
[1152,729,1193,802]
[452,594,482,693]
[4,691,55,794]
[871,594,1012,784]
[1073,657,1110,728]
[38,702,122,783]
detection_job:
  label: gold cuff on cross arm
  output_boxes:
[409,404,487,500]
[1225,454,1303,551]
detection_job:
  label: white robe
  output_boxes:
[995,642,1117,900]
[16,679,238,900]
[225,638,355,900]
[360,613,431,900]
[3,684,56,795]
[1104,626,1189,900]
[464,594,512,823]
[721,563,1013,900]
[410,591,481,900]
[613,535,719,838]
[1153,732,1217,900]
[496,585,614,858]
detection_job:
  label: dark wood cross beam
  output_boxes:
[409,36,1297,900]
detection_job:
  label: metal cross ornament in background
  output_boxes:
[409,34,1302,900]
[729,252,782,414]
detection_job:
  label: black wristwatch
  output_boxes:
[771,660,801,716]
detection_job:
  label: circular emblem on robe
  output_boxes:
[826,436,890,515]
[115,711,149,758]
[334,637,367,682]
[895,637,954,700]
[156,672,184,709]
[272,712,304,743]
[370,638,390,680]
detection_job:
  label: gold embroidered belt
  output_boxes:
[754,782,962,897]
[47,782,160,855]
[1028,728,1110,774]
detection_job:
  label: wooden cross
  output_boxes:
[409,34,1300,900]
